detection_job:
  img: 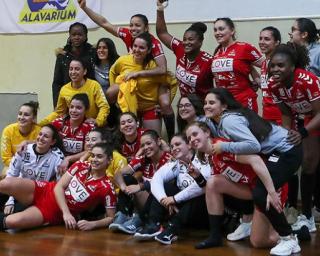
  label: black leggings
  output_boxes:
[149,182,208,230]
[252,145,302,236]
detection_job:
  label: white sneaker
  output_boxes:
[291,214,317,233]
[270,235,300,256]
[227,220,251,241]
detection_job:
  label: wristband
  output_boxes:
[298,127,309,139]
[194,173,207,187]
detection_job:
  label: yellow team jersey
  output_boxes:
[110,54,167,111]
[40,79,110,127]
[1,122,41,167]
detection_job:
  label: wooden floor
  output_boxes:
[0,225,318,256]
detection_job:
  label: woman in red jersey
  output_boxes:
[211,18,264,112]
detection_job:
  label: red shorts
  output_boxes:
[138,108,161,121]
[255,183,288,212]
[33,181,63,225]
[234,92,258,113]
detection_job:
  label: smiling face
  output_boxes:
[36,126,56,153]
[96,41,109,61]
[182,30,202,55]
[69,60,87,84]
[69,25,87,48]
[90,146,110,171]
[129,16,148,38]
[17,105,35,129]
[213,20,235,46]
[119,114,138,137]
[140,134,160,158]
[85,131,103,152]
[289,21,304,45]
[186,125,210,152]
[259,30,279,56]
[269,53,294,84]
[170,136,190,160]
[178,97,196,122]
[204,93,226,120]
[69,99,86,122]
[132,38,150,63]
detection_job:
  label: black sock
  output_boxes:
[301,173,316,218]
[163,113,175,141]
[0,213,7,231]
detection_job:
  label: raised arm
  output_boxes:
[78,0,118,37]
[156,1,174,50]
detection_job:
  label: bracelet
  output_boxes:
[298,127,309,139]
[194,173,207,187]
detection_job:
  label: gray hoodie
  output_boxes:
[218,113,293,155]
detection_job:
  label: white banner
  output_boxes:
[0,0,101,34]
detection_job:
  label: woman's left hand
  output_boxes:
[266,191,282,213]
[160,196,175,208]
[286,129,302,145]
[85,118,96,125]
[77,220,96,231]
[212,142,223,155]
[124,184,141,195]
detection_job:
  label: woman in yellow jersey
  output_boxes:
[1,101,41,175]
[108,32,168,135]
[40,58,110,127]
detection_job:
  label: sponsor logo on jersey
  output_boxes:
[69,177,90,202]
[176,65,198,87]
[221,166,242,182]
[212,58,233,72]
[63,139,83,154]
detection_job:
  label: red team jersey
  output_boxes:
[210,138,288,207]
[52,117,94,155]
[121,128,146,162]
[128,151,172,180]
[117,27,164,58]
[210,138,257,188]
[171,37,213,99]
[269,68,320,115]
[33,161,116,225]
[260,59,282,124]
[211,42,263,112]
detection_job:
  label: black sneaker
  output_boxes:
[155,225,178,245]
[134,222,162,240]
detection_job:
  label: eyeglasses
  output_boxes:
[291,26,300,33]
[178,103,193,109]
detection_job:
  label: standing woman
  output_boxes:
[94,38,120,128]
[268,43,320,233]
[258,26,282,124]
[79,0,176,141]
[52,94,94,172]
[211,18,264,112]
[289,18,320,76]
[203,88,302,255]
[108,33,167,135]
[1,101,41,175]
[156,1,213,100]
[41,58,110,128]
[52,22,95,108]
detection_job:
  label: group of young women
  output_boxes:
[1,0,320,255]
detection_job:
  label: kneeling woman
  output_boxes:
[186,122,288,248]
[0,143,116,231]
[201,88,303,255]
